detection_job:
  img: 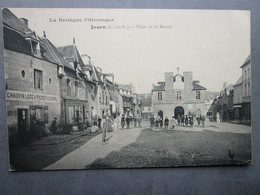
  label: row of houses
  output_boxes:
[210,55,251,124]
[3,8,141,145]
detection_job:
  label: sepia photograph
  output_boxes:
[2,8,252,171]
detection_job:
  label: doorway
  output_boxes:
[174,106,184,119]
[17,109,29,143]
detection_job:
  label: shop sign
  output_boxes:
[6,90,60,103]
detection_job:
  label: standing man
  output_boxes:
[102,114,110,144]
[97,116,102,129]
[164,117,169,129]
[201,116,205,127]
[126,115,130,129]
[138,115,142,128]
[217,112,221,124]
[121,114,125,130]
[150,115,155,127]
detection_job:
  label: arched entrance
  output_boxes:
[174,106,184,119]
[158,110,163,119]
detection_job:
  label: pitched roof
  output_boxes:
[233,76,242,87]
[2,8,32,34]
[40,37,73,69]
[240,54,251,68]
[152,83,165,91]
[2,8,37,55]
[58,44,85,71]
[192,81,206,90]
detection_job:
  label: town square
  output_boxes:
[2,8,251,170]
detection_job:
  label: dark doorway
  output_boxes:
[174,106,184,119]
[158,110,163,119]
[17,109,29,143]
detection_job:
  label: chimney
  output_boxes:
[19,18,28,26]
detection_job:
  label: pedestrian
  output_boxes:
[196,115,201,127]
[181,115,185,126]
[102,114,109,144]
[150,115,155,127]
[138,116,142,128]
[97,116,102,129]
[121,114,125,129]
[177,115,181,126]
[159,117,163,128]
[164,117,169,129]
[134,116,137,128]
[184,115,188,127]
[126,116,130,129]
[201,116,205,127]
[189,116,194,127]
[51,117,58,134]
[217,112,221,124]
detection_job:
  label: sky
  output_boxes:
[9,8,250,93]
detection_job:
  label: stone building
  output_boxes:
[233,76,243,121]
[57,41,90,126]
[118,84,141,118]
[3,8,61,144]
[152,71,207,119]
[138,93,153,119]
[240,55,251,122]
[215,82,234,122]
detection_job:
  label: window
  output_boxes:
[67,79,71,96]
[21,70,25,78]
[31,40,40,55]
[102,91,105,104]
[148,107,151,111]
[49,78,52,84]
[34,69,43,89]
[207,112,212,116]
[176,91,181,100]
[158,92,162,100]
[75,82,78,97]
[196,91,201,99]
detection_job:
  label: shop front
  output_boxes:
[63,98,89,129]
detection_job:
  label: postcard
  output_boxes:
[2,8,251,171]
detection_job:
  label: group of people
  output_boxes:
[177,115,206,127]
[100,114,142,145]
[149,116,169,129]
[149,114,207,129]
[120,115,142,130]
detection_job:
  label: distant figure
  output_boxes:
[159,117,163,128]
[177,115,181,126]
[189,116,194,127]
[97,116,102,129]
[51,117,58,134]
[150,115,155,127]
[121,115,125,129]
[201,116,205,127]
[134,116,137,128]
[138,116,142,128]
[184,115,188,127]
[126,116,130,129]
[102,115,109,144]
[196,115,201,127]
[181,115,185,126]
[217,112,221,124]
[164,117,169,129]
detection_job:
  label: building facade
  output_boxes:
[3,9,61,145]
[152,71,207,119]
[240,55,251,122]
[138,93,153,119]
